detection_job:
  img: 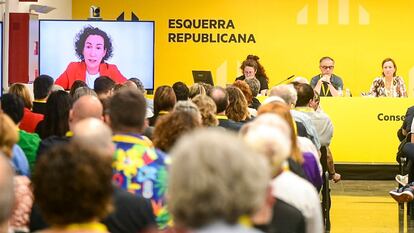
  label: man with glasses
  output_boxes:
[310,56,344,97]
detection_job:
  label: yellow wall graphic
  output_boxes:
[73,0,414,97]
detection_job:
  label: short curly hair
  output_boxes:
[192,95,218,127]
[33,143,113,226]
[153,111,201,152]
[74,25,113,62]
[225,86,249,122]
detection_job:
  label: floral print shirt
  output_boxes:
[369,76,407,97]
[112,133,171,229]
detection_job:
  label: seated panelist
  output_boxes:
[369,58,407,97]
[310,56,344,97]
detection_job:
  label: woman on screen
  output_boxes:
[55,25,127,90]
[369,58,407,97]
[235,55,269,96]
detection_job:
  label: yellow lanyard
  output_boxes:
[158,110,169,115]
[112,134,153,147]
[215,115,228,120]
[61,222,108,232]
[321,82,330,96]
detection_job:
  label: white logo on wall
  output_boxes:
[297,0,369,25]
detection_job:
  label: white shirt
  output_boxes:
[85,71,100,89]
[272,170,324,233]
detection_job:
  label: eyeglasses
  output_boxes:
[321,66,334,70]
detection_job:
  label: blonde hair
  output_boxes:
[168,128,270,228]
[188,83,206,99]
[8,83,33,109]
[192,95,218,127]
[0,113,19,158]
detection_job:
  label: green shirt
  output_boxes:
[18,130,41,172]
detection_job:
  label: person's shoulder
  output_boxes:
[396,76,405,82]
[235,75,245,81]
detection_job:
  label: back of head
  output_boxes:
[69,80,87,97]
[208,86,228,113]
[33,75,54,100]
[172,82,189,101]
[241,114,292,176]
[295,83,314,107]
[188,83,206,99]
[43,90,73,138]
[128,78,145,93]
[153,111,201,152]
[269,84,297,106]
[174,100,201,119]
[225,86,249,122]
[192,94,218,127]
[72,118,113,155]
[0,93,24,124]
[168,128,270,228]
[154,85,176,114]
[72,87,97,103]
[233,80,253,104]
[71,95,103,125]
[0,154,14,226]
[8,83,33,109]
[245,78,261,97]
[0,113,18,158]
[109,89,147,133]
[94,76,115,95]
[33,143,113,226]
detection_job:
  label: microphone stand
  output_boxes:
[275,75,295,86]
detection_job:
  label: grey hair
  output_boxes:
[174,100,201,120]
[168,128,270,228]
[269,84,297,106]
[72,87,98,102]
[245,78,261,97]
[241,114,292,176]
[0,154,14,224]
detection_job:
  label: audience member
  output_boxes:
[8,83,44,133]
[172,82,190,101]
[0,154,14,233]
[192,94,219,127]
[72,86,97,102]
[226,86,250,122]
[33,75,54,115]
[35,90,72,140]
[153,111,201,153]
[168,128,270,232]
[188,83,206,99]
[94,76,116,101]
[245,77,261,110]
[310,56,343,97]
[209,86,242,131]
[129,77,154,115]
[32,143,113,233]
[69,80,87,97]
[148,85,176,126]
[30,118,157,233]
[1,94,40,172]
[109,89,171,229]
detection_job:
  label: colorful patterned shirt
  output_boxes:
[112,133,171,229]
[369,76,407,97]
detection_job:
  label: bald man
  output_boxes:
[0,154,14,233]
[36,95,104,158]
[72,118,114,155]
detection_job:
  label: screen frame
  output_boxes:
[38,19,155,91]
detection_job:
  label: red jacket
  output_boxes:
[19,108,44,133]
[55,61,127,89]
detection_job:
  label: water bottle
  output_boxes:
[345,88,351,97]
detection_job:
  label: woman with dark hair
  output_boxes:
[56,25,127,90]
[148,85,176,126]
[236,55,269,95]
[69,80,88,97]
[35,91,73,139]
[369,58,407,97]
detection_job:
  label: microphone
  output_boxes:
[275,75,295,85]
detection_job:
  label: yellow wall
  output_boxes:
[72,0,414,95]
